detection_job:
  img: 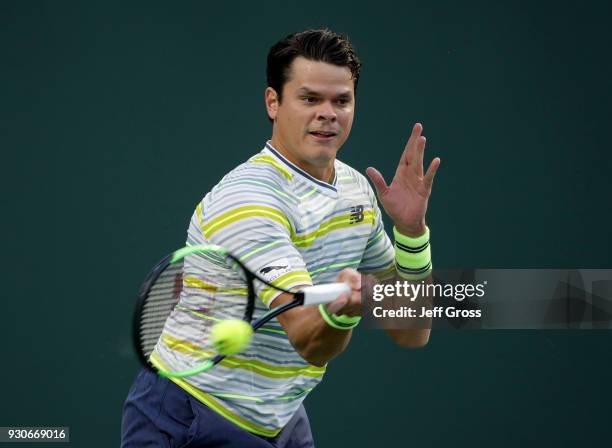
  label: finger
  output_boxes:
[424,157,441,190]
[365,167,388,197]
[327,293,349,314]
[402,122,423,165]
[346,289,363,315]
[336,268,361,290]
[338,297,362,317]
[347,273,361,290]
[414,135,426,175]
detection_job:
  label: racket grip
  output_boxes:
[300,283,351,306]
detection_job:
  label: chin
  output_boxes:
[308,138,340,152]
[308,146,338,164]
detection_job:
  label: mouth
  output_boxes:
[308,130,337,141]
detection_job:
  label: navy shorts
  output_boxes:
[121,369,315,448]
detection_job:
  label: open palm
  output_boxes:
[366,123,440,237]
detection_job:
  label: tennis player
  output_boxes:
[122,28,440,447]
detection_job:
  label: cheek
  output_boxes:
[341,111,354,133]
[281,110,300,135]
[291,111,313,136]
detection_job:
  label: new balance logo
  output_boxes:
[349,205,364,223]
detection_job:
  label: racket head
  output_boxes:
[132,244,256,377]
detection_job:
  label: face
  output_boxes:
[266,56,355,176]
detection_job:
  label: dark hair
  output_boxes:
[266,29,362,101]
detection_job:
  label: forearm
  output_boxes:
[368,272,432,347]
[274,293,353,367]
[288,306,353,366]
[384,273,432,347]
[385,219,434,347]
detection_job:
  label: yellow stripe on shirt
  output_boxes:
[159,333,325,379]
[183,275,248,296]
[150,352,284,437]
[249,155,294,180]
[293,210,375,248]
[201,205,293,238]
[259,270,312,306]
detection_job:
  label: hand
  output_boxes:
[366,123,440,237]
[326,268,361,316]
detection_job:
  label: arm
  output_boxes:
[273,268,362,367]
[366,122,441,348]
[360,270,432,348]
[383,273,433,348]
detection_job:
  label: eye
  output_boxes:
[302,96,317,104]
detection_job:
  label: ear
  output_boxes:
[265,87,279,121]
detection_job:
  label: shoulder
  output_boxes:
[207,151,299,208]
[219,154,292,191]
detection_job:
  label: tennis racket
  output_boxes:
[132,244,349,379]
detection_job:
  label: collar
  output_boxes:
[265,142,338,194]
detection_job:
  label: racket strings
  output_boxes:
[138,251,252,361]
[179,253,249,321]
[139,262,184,356]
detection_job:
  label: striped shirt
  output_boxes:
[151,142,395,437]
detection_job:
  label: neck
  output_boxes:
[268,139,335,184]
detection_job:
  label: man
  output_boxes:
[122,28,440,447]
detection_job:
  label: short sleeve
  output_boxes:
[197,185,312,307]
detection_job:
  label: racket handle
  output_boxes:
[300,283,351,306]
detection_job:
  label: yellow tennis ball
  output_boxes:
[210,319,253,355]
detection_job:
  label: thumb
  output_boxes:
[365,167,388,197]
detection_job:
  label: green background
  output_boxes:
[2,1,611,446]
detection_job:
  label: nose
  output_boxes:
[316,101,337,122]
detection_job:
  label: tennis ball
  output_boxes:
[210,319,253,355]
